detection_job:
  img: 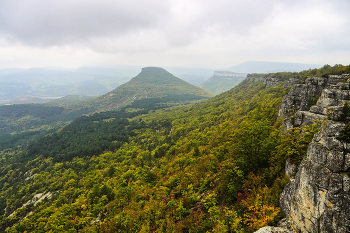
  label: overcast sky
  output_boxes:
[0,0,349,69]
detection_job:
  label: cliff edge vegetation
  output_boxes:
[0,64,349,232]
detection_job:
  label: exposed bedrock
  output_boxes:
[256,74,350,233]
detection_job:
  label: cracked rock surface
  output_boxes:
[278,74,350,233]
[257,74,350,233]
[255,226,293,233]
[280,120,350,233]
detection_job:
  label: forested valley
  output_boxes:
[0,64,349,232]
[0,67,213,156]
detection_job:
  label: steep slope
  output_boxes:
[84,67,214,111]
[1,64,350,232]
[0,74,288,232]
[200,71,247,94]
[252,65,350,233]
[275,74,350,233]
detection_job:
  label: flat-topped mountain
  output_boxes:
[85,67,214,111]
[200,71,247,94]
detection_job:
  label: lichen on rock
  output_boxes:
[257,74,350,233]
[278,74,350,232]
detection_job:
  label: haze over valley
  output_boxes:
[0,61,321,104]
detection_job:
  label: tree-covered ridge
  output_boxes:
[0,105,64,119]
[247,63,350,82]
[0,80,280,232]
[0,104,93,152]
[0,64,345,232]
[0,105,66,152]
[43,95,95,107]
[84,67,214,112]
[26,95,196,162]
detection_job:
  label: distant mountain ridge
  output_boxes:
[85,67,214,112]
[0,67,214,154]
[200,71,247,94]
[228,61,321,73]
[0,66,214,103]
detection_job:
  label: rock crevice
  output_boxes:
[278,74,350,233]
[256,74,350,233]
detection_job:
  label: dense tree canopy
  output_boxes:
[1,64,348,232]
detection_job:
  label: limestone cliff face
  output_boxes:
[247,75,281,87]
[278,74,350,233]
[255,74,350,233]
[280,120,350,232]
[277,76,346,122]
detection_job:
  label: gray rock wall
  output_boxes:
[277,76,345,123]
[248,76,281,87]
[278,74,350,232]
[280,120,350,233]
[257,74,350,233]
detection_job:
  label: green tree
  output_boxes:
[233,119,274,172]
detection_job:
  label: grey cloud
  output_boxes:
[0,0,289,48]
[0,0,349,68]
[0,0,170,46]
[198,0,276,34]
[158,0,279,47]
[3,0,345,49]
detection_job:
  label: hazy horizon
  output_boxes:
[0,60,323,71]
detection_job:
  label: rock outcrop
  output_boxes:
[6,192,53,218]
[280,119,350,232]
[283,78,300,88]
[257,74,350,233]
[279,74,350,233]
[277,76,346,122]
[278,75,350,130]
[255,226,292,233]
[248,76,281,87]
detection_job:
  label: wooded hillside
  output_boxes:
[0,64,349,232]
